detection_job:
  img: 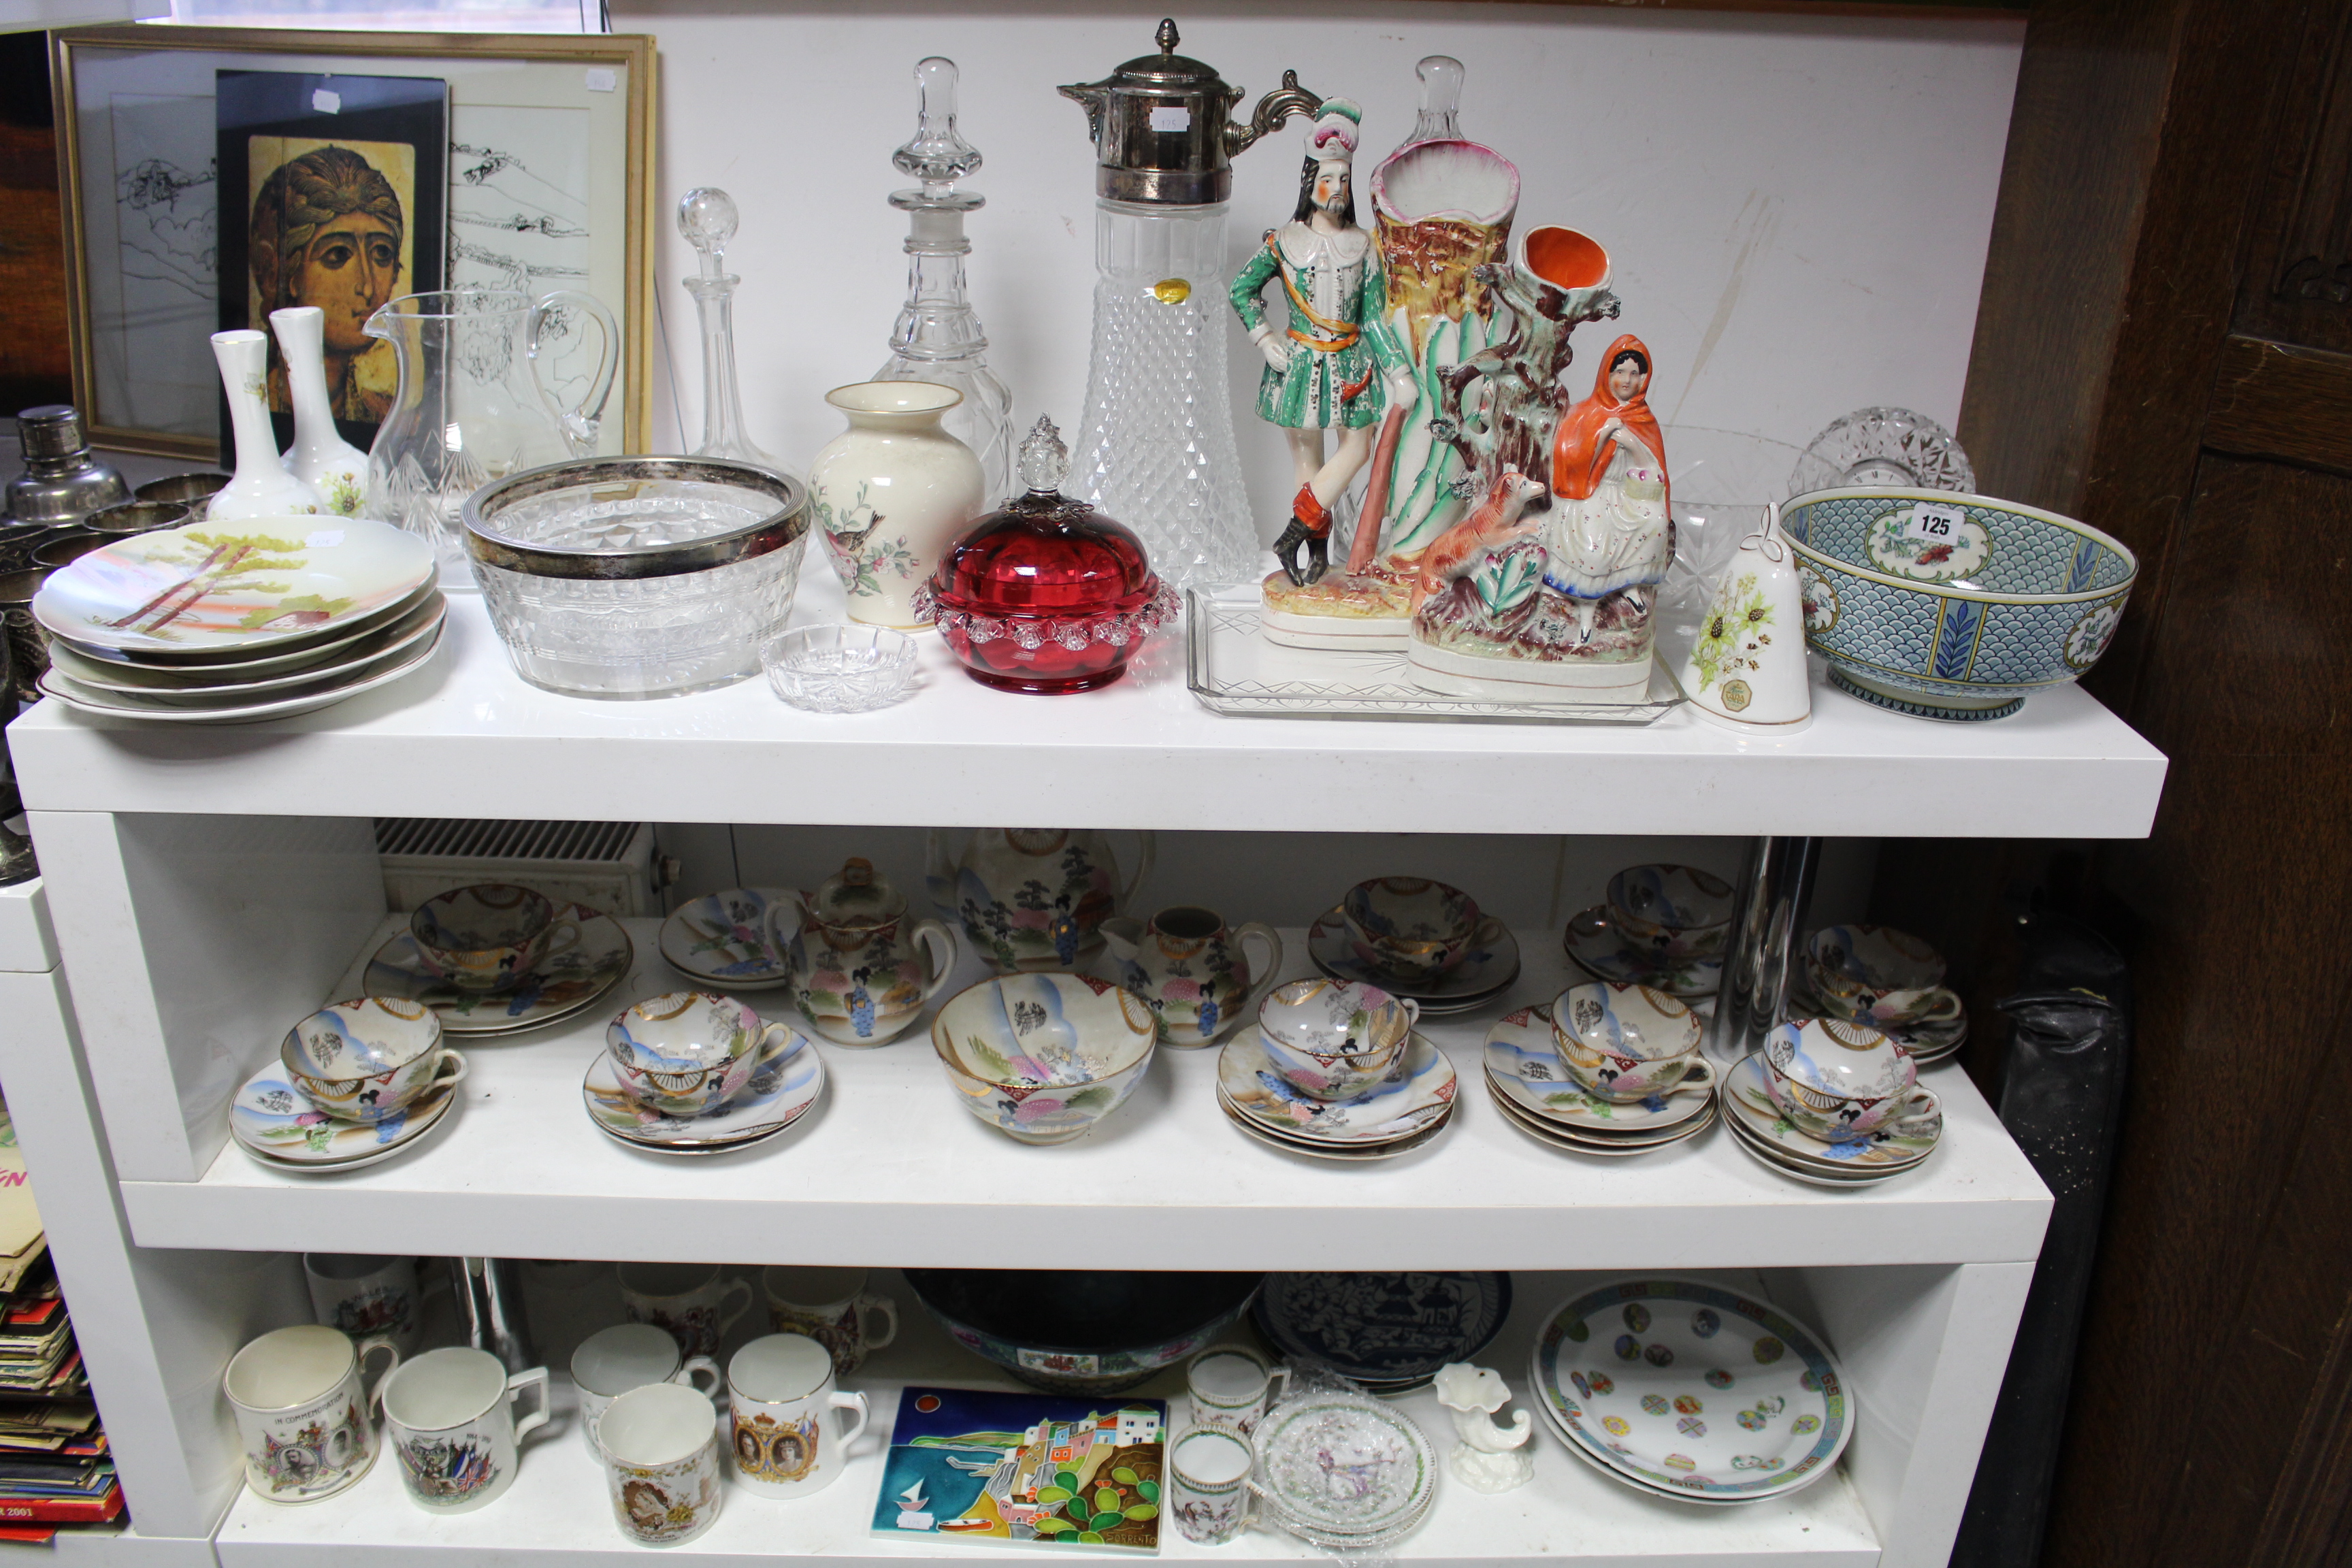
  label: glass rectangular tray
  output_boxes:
[1184,587,1685,725]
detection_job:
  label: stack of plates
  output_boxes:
[581,1025,826,1158]
[1529,1279,1854,1505]
[1251,1390,1437,1548]
[1786,986,1967,1066]
[1720,1054,1941,1187]
[31,517,444,723]
[1215,1028,1457,1162]
[1252,1272,1511,1397]
[1305,906,1520,1017]
[229,1065,459,1177]
[1484,1007,1716,1156]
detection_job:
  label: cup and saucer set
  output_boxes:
[1484,983,1718,1157]
[657,888,796,992]
[1720,1016,1944,1188]
[583,992,828,1158]
[1217,979,1458,1161]
[230,997,468,1175]
[1306,877,1520,1017]
[1784,924,1968,1066]
[364,883,635,1036]
[1562,864,1733,1004]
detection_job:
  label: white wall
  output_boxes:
[617,0,2023,533]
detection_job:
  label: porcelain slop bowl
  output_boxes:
[1784,487,2136,721]
[903,1268,1262,1393]
[930,973,1158,1145]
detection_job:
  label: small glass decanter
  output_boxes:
[677,186,777,468]
[873,58,1015,504]
[1396,55,1464,150]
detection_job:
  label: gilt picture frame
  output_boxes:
[49,24,654,461]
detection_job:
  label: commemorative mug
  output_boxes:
[1169,1424,1254,1546]
[725,1333,871,1499]
[1550,981,1712,1103]
[570,1323,721,1457]
[595,1381,724,1546]
[1185,1344,1288,1436]
[410,883,580,992]
[280,999,466,1125]
[619,1262,753,1358]
[381,1346,549,1514]
[760,1266,898,1376]
[1100,906,1284,1047]
[222,1324,400,1503]
[304,1253,429,1357]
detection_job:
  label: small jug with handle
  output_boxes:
[1100,904,1282,1047]
[926,828,1155,973]
[782,858,956,1046]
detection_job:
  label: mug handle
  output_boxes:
[830,1389,872,1454]
[1398,998,1422,1030]
[1119,831,1158,911]
[911,919,958,1001]
[507,1365,551,1443]
[526,289,620,455]
[537,919,584,970]
[860,1293,900,1352]
[1262,1364,1292,1408]
[718,1276,755,1336]
[1911,987,1965,1024]
[1674,1058,1717,1094]
[763,896,802,968]
[674,1354,724,1404]
[1470,915,1509,951]
[1889,1084,1942,1132]
[428,1048,469,1093]
[1232,923,1286,1020]
[355,1334,402,1418]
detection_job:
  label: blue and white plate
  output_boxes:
[656,889,796,992]
[229,1065,457,1172]
[581,1021,825,1155]
[1530,1278,1853,1504]
[1253,1271,1512,1388]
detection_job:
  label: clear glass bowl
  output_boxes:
[760,624,917,713]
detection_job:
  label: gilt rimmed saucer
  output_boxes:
[1215,1091,1453,1162]
[364,904,634,1034]
[582,1022,826,1154]
[1484,1006,1714,1133]
[1218,1028,1457,1145]
[1563,906,1722,998]
[1488,1078,1716,1157]
[229,1065,458,1172]
[1306,907,1519,1015]
[656,889,796,992]
[1720,1054,1937,1175]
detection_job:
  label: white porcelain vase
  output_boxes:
[808,381,983,629]
[270,307,370,516]
[1678,500,1812,733]
[209,329,324,523]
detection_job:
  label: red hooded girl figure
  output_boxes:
[1542,334,1673,644]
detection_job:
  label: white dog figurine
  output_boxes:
[1434,1362,1533,1493]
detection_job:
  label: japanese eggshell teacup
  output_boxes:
[605,992,791,1117]
[281,998,468,1124]
[1804,924,1962,1028]
[1605,864,1735,962]
[930,972,1158,1145]
[1550,981,1711,1103]
[1338,877,1504,985]
[410,883,581,992]
[1761,1017,1941,1145]
[1255,978,1419,1100]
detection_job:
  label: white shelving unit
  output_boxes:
[1,568,2164,1568]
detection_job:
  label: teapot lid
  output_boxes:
[1106,19,1230,93]
[803,857,906,927]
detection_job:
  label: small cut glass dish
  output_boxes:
[760,623,917,713]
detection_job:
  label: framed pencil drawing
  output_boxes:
[49,24,654,461]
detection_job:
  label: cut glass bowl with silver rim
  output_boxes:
[761,623,917,713]
[464,456,808,700]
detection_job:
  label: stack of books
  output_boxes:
[0,1109,118,1539]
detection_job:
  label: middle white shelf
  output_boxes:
[120,918,2050,1269]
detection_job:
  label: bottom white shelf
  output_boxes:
[214,1269,1878,1567]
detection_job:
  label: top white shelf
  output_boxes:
[9,570,2166,838]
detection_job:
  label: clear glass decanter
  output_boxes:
[873,58,1015,506]
[677,186,779,469]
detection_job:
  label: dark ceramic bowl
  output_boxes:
[904,1268,1263,1394]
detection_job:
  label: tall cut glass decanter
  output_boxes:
[1060,20,1321,589]
[874,58,1014,505]
[678,186,779,468]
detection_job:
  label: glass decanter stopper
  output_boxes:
[875,57,1015,504]
[678,186,777,468]
[1400,56,1465,148]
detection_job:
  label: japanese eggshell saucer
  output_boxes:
[229,1064,459,1173]
[655,888,798,992]
[363,904,634,1034]
[1307,906,1520,1013]
[581,1021,826,1154]
[1217,1028,1457,1146]
[1563,905,1723,999]
[1720,1054,1938,1178]
[1484,1005,1716,1133]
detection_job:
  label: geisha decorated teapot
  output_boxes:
[926,829,1156,973]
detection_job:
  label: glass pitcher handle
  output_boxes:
[525,290,620,457]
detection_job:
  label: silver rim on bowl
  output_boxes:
[463,456,808,579]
